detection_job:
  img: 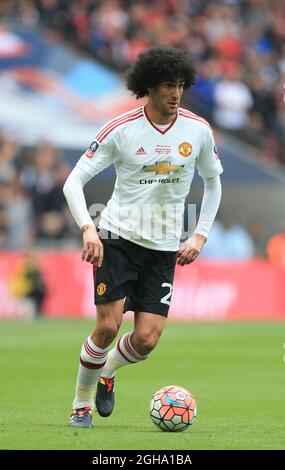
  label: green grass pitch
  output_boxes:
[0,319,284,450]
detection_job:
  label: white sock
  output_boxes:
[101,331,148,379]
[72,336,108,409]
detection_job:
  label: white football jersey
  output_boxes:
[76,106,223,251]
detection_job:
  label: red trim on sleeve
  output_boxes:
[96,109,143,142]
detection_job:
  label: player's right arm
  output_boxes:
[81,223,103,266]
[63,137,116,266]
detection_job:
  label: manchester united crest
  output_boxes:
[178,142,192,157]
[97,282,106,296]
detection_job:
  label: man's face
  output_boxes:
[148,79,185,117]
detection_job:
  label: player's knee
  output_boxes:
[133,331,161,355]
[93,320,119,345]
[102,323,119,343]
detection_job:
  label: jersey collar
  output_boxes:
[143,105,178,135]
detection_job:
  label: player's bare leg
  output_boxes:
[96,311,166,417]
[70,299,123,428]
[90,300,124,349]
[131,311,166,355]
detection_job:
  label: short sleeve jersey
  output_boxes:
[76,106,223,251]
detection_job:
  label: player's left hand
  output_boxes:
[177,233,207,266]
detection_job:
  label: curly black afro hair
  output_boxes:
[126,46,197,99]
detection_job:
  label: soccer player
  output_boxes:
[63,46,223,428]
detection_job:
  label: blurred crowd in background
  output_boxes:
[1,0,285,259]
[0,135,78,249]
[2,0,285,165]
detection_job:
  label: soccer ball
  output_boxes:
[150,385,197,432]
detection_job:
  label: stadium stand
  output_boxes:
[1,0,284,164]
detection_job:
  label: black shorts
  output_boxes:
[94,231,177,317]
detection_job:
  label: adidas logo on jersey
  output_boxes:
[135,147,147,155]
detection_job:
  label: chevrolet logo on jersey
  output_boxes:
[143,161,184,175]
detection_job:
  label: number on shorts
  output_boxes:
[160,282,173,305]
